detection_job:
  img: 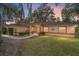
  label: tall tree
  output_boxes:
[19,3,25,19]
[62,3,79,23]
[16,3,32,24]
[32,3,55,23]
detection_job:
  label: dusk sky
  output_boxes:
[24,3,65,19]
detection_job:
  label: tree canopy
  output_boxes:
[62,3,79,23]
[32,3,55,23]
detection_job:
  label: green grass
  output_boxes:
[16,36,79,56]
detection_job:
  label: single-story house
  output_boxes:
[2,22,78,37]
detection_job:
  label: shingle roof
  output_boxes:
[3,22,77,27]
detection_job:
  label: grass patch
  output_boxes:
[16,36,79,56]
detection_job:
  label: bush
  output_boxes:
[75,27,79,38]
[39,32,45,36]
[19,32,29,36]
[2,27,7,34]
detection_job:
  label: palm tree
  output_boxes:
[19,3,25,19]
[28,3,32,23]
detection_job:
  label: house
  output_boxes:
[2,22,78,37]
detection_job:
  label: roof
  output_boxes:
[3,22,77,27]
[30,22,77,26]
[44,22,77,25]
[3,24,29,27]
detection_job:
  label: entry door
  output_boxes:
[31,26,37,33]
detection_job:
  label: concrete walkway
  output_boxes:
[0,34,34,55]
[0,33,38,55]
[1,34,37,39]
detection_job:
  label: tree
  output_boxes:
[62,3,79,23]
[32,3,55,23]
[62,5,74,22]
[56,17,61,22]
[16,3,32,24]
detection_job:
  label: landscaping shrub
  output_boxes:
[2,27,7,34]
[39,32,45,36]
[19,32,29,36]
[75,27,79,38]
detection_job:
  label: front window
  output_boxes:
[44,27,48,32]
[59,27,66,33]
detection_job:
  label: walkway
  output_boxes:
[1,33,37,39]
[0,33,38,55]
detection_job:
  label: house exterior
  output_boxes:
[3,22,78,37]
[3,24,29,35]
[29,23,77,37]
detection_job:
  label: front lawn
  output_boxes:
[16,36,79,56]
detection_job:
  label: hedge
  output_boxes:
[39,32,45,36]
[19,32,29,36]
[2,27,7,34]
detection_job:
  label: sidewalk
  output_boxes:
[1,34,36,39]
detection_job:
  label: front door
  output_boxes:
[30,24,41,35]
[31,26,37,34]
